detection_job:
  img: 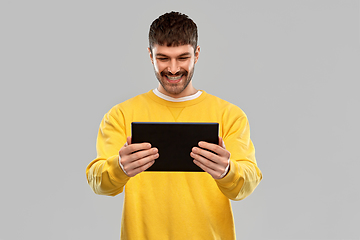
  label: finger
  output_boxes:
[126,160,155,177]
[127,153,158,169]
[125,155,158,177]
[192,146,221,163]
[191,147,229,171]
[198,141,230,159]
[121,142,152,156]
[198,141,222,154]
[193,159,223,179]
[127,136,132,145]
[218,137,226,148]
[190,151,219,172]
[128,147,158,162]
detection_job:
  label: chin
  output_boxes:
[163,85,185,95]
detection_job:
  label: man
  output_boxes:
[86,11,262,239]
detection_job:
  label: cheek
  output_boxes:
[154,61,164,73]
[184,61,194,71]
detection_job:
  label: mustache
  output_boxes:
[160,69,188,77]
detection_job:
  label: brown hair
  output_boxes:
[149,11,198,53]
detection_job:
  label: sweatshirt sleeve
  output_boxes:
[86,108,130,196]
[215,113,262,201]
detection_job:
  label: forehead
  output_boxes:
[152,44,194,57]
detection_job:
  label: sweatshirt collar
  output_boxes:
[153,88,202,102]
[146,89,208,107]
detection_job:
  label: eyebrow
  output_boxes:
[155,52,191,58]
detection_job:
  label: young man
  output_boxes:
[86,11,262,239]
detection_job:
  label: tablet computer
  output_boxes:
[131,122,219,172]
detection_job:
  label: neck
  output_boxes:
[153,88,202,102]
[157,83,197,98]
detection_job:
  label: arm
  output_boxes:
[86,110,159,196]
[192,115,262,201]
[86,110,130,196]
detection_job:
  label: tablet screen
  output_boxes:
[131,122,219,172]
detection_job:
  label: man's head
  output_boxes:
[148,12,200,98]
[148,11,198,54]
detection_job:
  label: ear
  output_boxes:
[194,46,200,64]
[147,47,154,64]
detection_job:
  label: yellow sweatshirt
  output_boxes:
[86,90,262,240]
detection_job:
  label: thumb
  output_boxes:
[125,136,132,146]
[218,137,226,149]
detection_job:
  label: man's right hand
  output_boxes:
[119,136,159,177]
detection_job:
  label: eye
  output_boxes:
[178,57,190,61]
[157,57,168,61]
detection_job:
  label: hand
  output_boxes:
[119,137,159,177]
[191,137,230,179]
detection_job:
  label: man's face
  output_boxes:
[148,44,200,98]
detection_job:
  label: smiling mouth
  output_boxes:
[166,74,183,81]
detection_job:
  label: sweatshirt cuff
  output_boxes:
[215,160,242,187]
[118,155,128,175]
[106,155,130,183]
[219,158,230,178]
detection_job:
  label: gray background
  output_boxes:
[1,1,359,239]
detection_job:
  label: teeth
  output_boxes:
[167,75,182,80]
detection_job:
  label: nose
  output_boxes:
[168,59,180,74]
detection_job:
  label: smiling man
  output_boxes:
[86,11,262,240]
[150,44,199,98]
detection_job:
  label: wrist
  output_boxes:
[219,158,230,179]
[118,155,128,176]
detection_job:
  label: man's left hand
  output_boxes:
[191,137,230,179]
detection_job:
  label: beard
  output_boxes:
[154,65,195,96]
